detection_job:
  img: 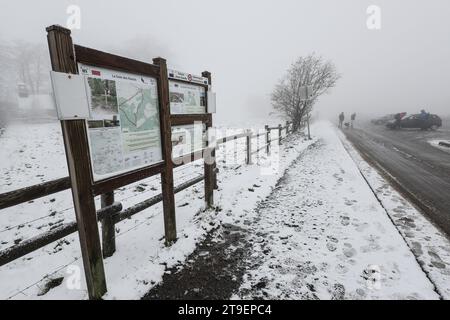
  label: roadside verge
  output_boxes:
[339,130,450,299]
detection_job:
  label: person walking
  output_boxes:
[339,112,345,128]
[350,113,356,128]
[393,112,406,129]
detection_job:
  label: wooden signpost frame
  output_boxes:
[168,71,216,208]
[46,25,177,299]
[46,24,216,299]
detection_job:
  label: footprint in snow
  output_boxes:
[340,216,350,226]
[356,222,370,232]
[330,283,346,300]
[428,250,447,269]
[326,242,337,252]
[343,243,357,258]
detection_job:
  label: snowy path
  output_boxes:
[235,122,440,299]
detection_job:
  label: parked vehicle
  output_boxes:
[371,114,395,125]
[386,113,442,130]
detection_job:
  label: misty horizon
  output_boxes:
[1,0,449,124]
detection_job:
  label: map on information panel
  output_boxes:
[79,63,163,181]
[169,81,206,114]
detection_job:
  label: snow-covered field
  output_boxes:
[0,117,291,299]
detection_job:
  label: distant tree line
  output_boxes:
[0,40,51,123]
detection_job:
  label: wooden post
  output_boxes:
[265,125,271,155]
[101,192,115,258]
[278,124,282,145]
[286,121,289,135]
[256,129,260,165]
[202,71,215,207]
[46,25,107,300]
[202,71,218,190]
[234,136,238,163]
[246,130,252,165]
[153,57,177,245]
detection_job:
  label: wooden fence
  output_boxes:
[0,121,294,296]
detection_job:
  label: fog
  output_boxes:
[1,0,449,125]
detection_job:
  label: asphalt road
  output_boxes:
[343,120,450,237]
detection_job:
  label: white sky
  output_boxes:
[1,0,449,123]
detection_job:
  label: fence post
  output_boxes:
[265,125,271,154]
[246,130,252,165]
[202,71,215,208]
[234,136,238,163]
[202,71,218,191]
[46,25,107,300]
[286,121,289,135]
[278,124,282,145]
[307,113,311,140]
[101,192,115,258]
[153,57,177,245]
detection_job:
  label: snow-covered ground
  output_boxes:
[0,117,293,299]
[228,122,446,299]
[1,119,449,300]
[428,139,450,154]
[342,133,450,299]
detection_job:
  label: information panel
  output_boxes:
[79,63,163,181]
[171,124,206,158]
[169,81,206,114]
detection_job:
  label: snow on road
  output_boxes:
[232,122,440,300]
[428,139,450,154]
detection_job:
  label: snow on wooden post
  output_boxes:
[265,125,271,155]
[101,191,116,258]
[200,71,215,208]
[278,124,282,145]
[46,25,107,300]
[246,130,252,165]
[153,57,177,245]
[202,71,218,191]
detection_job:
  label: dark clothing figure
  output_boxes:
[419,109,428,120]
[394,112,406,129]
[350,113,356,128]
[419,109,430,130]
[339,112,345,128]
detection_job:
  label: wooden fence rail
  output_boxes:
[0,177,71,210]
[0,202,122,266]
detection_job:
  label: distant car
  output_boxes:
[386,114,442,130]
[371,114,395,125]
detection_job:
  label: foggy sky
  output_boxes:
[1,0,449,124]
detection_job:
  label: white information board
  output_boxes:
[50,71,90,120]
[169,81,207,114]
[78,63,163,181]
[168,69,209,86]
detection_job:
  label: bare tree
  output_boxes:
[0,43,18,124]
[13,41,50,95]
[271,53,340,131]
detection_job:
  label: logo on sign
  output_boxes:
[187,74,192,82]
